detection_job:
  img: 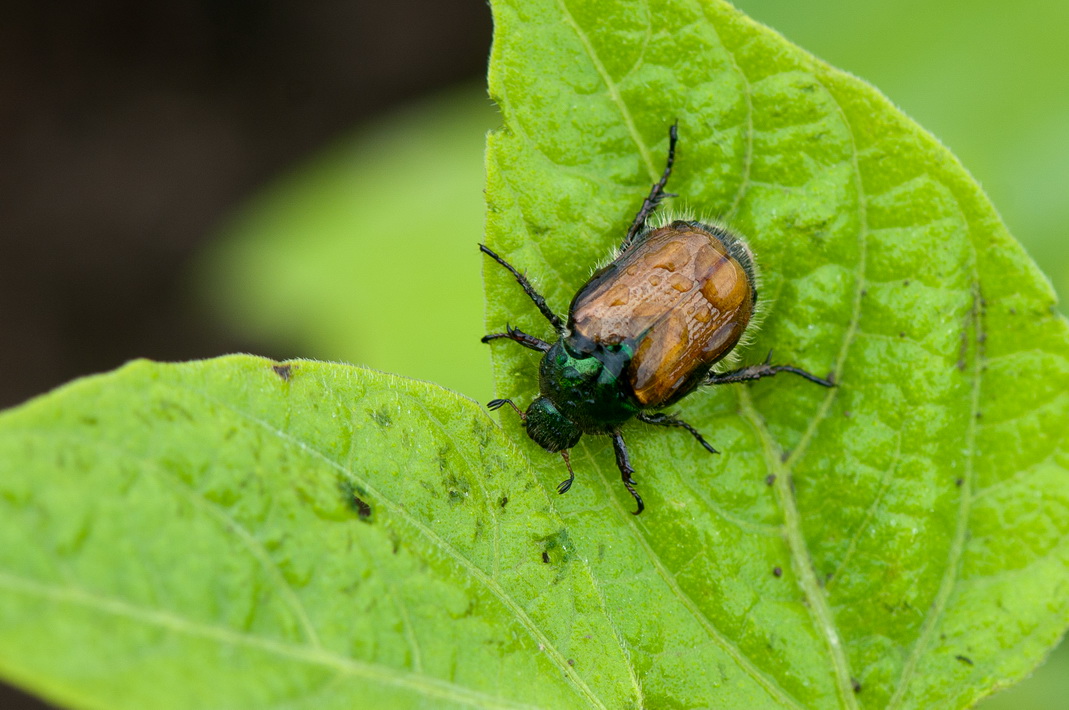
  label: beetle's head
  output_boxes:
[524,396,582,453]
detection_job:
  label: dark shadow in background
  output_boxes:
[0,1,491,707]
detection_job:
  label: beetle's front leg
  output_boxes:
[479,244,564,332]
[611,430,644,515]
[481,324,552,353]
[704,351,835,388]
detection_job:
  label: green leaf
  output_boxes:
[1,1,1068,709]
[482,0,1069,708]
[0,357,638,709]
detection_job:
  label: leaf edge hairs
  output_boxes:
[481,124,834,514]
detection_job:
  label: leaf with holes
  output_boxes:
[0,357,642,709]
[482,0,1069,707]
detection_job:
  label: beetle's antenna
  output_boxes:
[480,244,564,332]
[487,398,527,419]
[622,122,679,251]
[556,450,576,494]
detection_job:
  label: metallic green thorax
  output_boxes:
[524,339,640,452]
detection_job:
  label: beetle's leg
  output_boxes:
[611,430,644,515]
[704,351,835,388]
[557,450,576,494]
[487,398,526,420]
[622,123,679,251]
[636,412,719,455]
[479,244,564,332]
[481,324,552,353]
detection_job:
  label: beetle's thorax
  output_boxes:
[529,339,639,442]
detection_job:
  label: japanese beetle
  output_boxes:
[481,125,833,514]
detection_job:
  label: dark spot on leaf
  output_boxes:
[956,655,974,666]
[272,363,293,381]
[370,408,392,428]
[902,279,910,286]
[1009,307,1017,315]
[843,410,851,418]
[443,473,470,505]
[537,528,575,570]
[773,567,782,577]
[499,495,509,508]
[437,445,451,472]
[956,358,967,371]
[851,678,862,693]
[352,496,372,520]
[956,478,964,487]
[861,289,868,297]
[338,480,372,521]
[80,415,99,426]
[765,474,776,486]
[598,544,606,560]
[899,332,906,338]
[780,450,790,462]
[567,659,575,666]
[975,411,983,419]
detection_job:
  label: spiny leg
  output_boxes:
[611,430,644,515]
[622,122,679,251]
[557,450,576,494]
[481,324,551,353]
[704,351,835,388]
[479,244,563,332]
[637,412,718,454]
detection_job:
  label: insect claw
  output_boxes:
[557,450,576,494]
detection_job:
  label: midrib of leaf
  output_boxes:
[711,25,872,704]
[0,571,539,710]
[178,382,610,710]
[521,2,866,705]
[577,446,807,710]
[555,0,658,178]
[738,390,858,709]
[740,65,873,709]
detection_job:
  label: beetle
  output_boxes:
[481,124,833,514]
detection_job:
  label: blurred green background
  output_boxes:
[194,2,1068,707]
